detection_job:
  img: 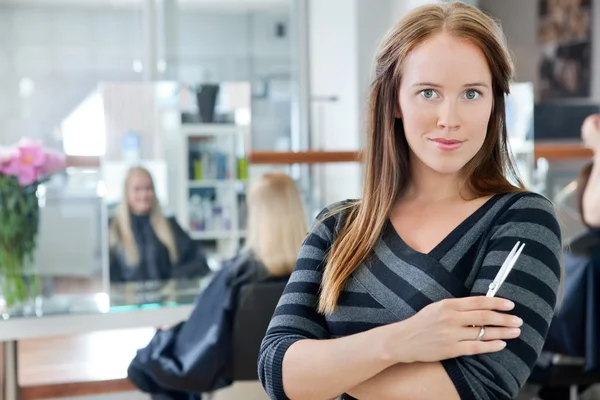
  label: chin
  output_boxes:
[133,206,152,215]
[425,160,467,175]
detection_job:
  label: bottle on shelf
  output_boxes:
[188,140,231,181]
[237,156,248,181]
[202,197,213,231]
[189,194,204,231]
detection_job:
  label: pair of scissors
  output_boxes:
[486,241,525,297]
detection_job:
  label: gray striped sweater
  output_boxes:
[258,192,562,400]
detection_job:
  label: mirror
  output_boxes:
[99,81,251,305]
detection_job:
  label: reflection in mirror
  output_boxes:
[35,169,103,290]
[100,81,251,307]
[30,167,106,315]
[0,0,300,315]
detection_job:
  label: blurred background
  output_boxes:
[0,0,599,399]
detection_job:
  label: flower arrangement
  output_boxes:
[0,138,66,312]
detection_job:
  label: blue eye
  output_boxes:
[464,89,481,100]
[420,89,438,99]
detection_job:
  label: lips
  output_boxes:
[430,138,464,151]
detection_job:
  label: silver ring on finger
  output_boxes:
[476,326,486,341]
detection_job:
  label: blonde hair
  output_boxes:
[244,172,308,276]
[109,166,179,266]
[318,2,525,314]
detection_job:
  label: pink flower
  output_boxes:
[0,139,45,186]
[42,150,66,175]
[0,138,66,186]
[0,146,17,166]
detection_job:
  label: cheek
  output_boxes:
[399,99,435,138]
[132,191,146,203]
[468,108,493,143]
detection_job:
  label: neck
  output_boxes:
[405,155,464,203]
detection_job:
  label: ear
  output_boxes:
[395,105,402,119]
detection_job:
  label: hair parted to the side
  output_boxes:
[244,172,308,277]
[318,1,526,315]
[109,166,179,266]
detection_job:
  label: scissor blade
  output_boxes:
[498,242,525,288]
[494,241,520,284]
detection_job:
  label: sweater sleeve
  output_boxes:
[442,193,562,400]
[257,205,344,400]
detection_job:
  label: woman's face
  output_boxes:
[126,171,155,215]
[398,33,494,176]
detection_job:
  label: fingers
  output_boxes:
[459,326,521,342]
[454,340,507,358]
[447,296,514,312]
[460,310,523,328]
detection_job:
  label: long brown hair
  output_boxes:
[109,166,179,266]
[318,2,525,314]
[244,172,308,276]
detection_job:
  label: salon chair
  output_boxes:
[231,280,287,380]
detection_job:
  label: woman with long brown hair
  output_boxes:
[258,2,562,399]
[109,166,210,282]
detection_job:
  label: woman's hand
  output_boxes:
[582,113,600,151]
[385,296,522,364]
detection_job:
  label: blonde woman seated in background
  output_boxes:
[109,166,210,282]
[234,171,308,280]
[127,172,308,398]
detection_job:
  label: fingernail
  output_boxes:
[504,301,515,309]
[513,317,523,326]
[500,341,507,348]
[510,328,521,335]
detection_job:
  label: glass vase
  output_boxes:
[0,178,42,318]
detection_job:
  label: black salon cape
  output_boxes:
[110,215,210,282]
[127,254,267,399]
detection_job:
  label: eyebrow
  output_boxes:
[412,82,490,89]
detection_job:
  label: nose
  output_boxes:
[437,99,461,131]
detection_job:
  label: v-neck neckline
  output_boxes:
[383,193,502,261]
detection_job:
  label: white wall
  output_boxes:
[356,0,392,142]
[308,0,361,205]
[176,11,290,83]
[0,5,144,146]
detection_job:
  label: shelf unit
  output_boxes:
[173,123,249,260]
